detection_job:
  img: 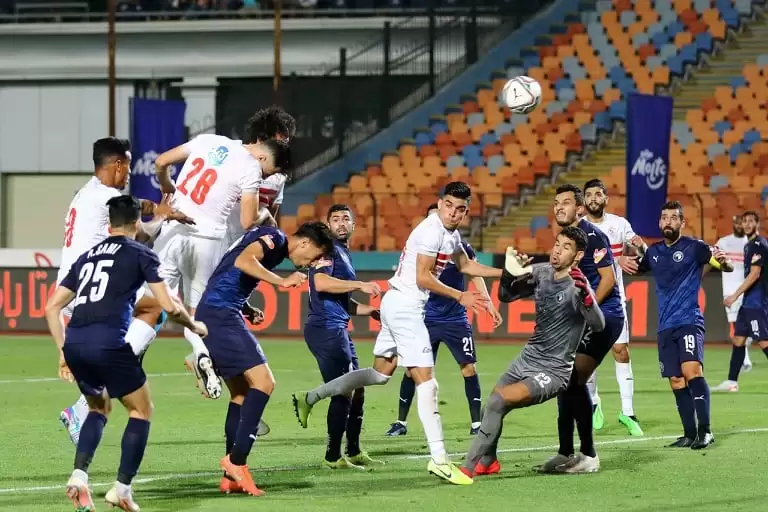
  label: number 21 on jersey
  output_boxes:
[177,158,218,205]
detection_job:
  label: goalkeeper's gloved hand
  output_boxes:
[504,247,533,277]
[569,267,594,307]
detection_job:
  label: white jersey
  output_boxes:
[172,134,263,239]
[588,213,636,303]
[225,172,286,242]
[716,233,747,297]
[57,177,122,284]
[388,213,463,304]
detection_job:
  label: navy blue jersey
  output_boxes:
[577,219,623,318]
[742,235,768,309]
[201,227,288,311]
[306,239,356,329]
[638,236,712,332]
[425,242,476,324]
[61,236,162,339]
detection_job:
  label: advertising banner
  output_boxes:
[0,267,733,342]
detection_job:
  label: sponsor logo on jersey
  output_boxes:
[593,248,607,264]
[208,146,230,166]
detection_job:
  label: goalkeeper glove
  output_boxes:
[504,247,532,277]
[569,267,594,307]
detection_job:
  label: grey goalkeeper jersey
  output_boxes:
[500,265,606,383]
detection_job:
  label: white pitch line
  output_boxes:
[0,369,300,385]
[1,427,766,495]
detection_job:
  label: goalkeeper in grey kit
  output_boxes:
[460,226,605,477]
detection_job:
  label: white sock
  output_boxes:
[744,346,753,366]
[416,379,447,465]
[125,319,157,357]
[184,327,209,357]
[70,468,88,484]
[615,361,635,416]
[586,372,600,405]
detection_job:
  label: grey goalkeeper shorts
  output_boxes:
[496,359,568,404]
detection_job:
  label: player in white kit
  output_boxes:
[154,130,292,399]
[715,215,751,371]
[58,137,194,444]
[582,179,645,436]
[292,182,504,485]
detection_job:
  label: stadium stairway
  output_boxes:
[474,6,768,251]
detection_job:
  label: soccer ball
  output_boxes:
[501,76,542,114]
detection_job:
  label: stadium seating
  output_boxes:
[279,0,765,253]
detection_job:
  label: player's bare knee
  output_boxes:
[459,363,477,377]
[409,367,434,385]
[243,364,275,395]
[372,356,397,378]
[668,376,687,390]
[759,340,768,349]
[681,362,703,382]
[732,336,747,347]
[612,344,630,363]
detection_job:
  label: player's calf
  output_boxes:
[459,363,483,434]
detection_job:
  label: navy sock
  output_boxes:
[556,392,575,457]
[727,345,746,381]
[345,390,364,457]
[117,418,150,485]
[397,374,416,422]
[224,402,241,454]
[687,377,711,435]
[325,395,351,462]
[570,383,596,457]
[673,387,698,439]
[231,388,270,466]
[463,374,482,424]
[74,412,107,472]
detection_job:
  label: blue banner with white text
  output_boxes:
[129,98,187,204]
[626,93,673,238]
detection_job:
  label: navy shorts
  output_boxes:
[304,325,359,383]
[734,307,768,340]
[196,305,267,380]
[63,331,146,399]
[577,313,624,365]
[426,321,476,365]
[657,325,705,378]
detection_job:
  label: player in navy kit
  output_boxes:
[196,222,334,497]
[536,184,625,474]
[304,204,384,469]
[714,210,768,392]
[632,201,732,449]
[385,204,501,437]
[44,195,204,512]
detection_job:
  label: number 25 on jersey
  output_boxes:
[177,158,218,205]
[75,260,113,306]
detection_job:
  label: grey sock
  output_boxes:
[307,368,390,405]
[463,392,507,471]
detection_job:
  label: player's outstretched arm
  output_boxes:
[453,249,503,278]
[235,241,305,287]
[498,271,535,302]
[313,272,381,296]
[155,144,192,194]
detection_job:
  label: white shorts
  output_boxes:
[61,287,145,319]
[148,222,225,309]
[725,296,743,323]
[372,288,434,368]
[614,315,629,345]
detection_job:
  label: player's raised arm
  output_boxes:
[155,143,192,194]
[570,267,605,332]
[497,248,537,303]
[235,238,305,288]
[452,246,503,279]
[311,258,381,296]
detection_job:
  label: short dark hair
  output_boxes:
[559,226,588,252]
[743,210,760,223]
[661,200,684,219]
[93,137,131,168]
[327,204,353,221]
[294,221,335,256]
[244,106,296,144]
[555,184,585,206]
[262,139,292,173]
[583,178,607,194]
[425,203,439,216]
[106,195,140,228]
[442,182,471,201]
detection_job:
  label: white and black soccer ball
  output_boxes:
[501,76,542,114]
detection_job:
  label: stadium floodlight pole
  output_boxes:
[273,0,282,103]
[107,0,117,136]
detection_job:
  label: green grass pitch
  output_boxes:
[0,336,766,511]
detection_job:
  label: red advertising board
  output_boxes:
[0,267,732,342]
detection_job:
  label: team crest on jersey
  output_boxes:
[593,248,607,264]
[260,234,275,249]
[752,253,762,264]
[208,146,230,166]
[314,258,332,269]
[556,291,565,303]
[673,251,684,262]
